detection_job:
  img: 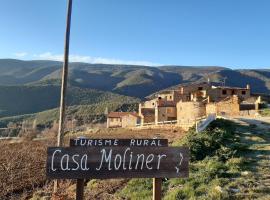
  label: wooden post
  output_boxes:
[153,178,162,200]
[57,0,73,147]
[76,179,84,200]
[152,138,167,200]
[70,140,85,200]
[54,0,73,194]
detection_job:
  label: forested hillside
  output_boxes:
[0,84,138,118]
[1,59,269,98]
[0,59,269,127]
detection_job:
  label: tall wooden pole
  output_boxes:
[54,0,73,193]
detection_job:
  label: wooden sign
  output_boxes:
[47,146,189,179]
[70,138,168,147]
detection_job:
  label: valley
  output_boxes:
[0,59,270,132]
[0,59,269,199]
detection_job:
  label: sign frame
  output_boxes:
[46,146,189,179]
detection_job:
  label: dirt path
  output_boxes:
[231,117,270,199]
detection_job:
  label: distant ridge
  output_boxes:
[0,59,269,121]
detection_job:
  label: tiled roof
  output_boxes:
[107,112,139,118]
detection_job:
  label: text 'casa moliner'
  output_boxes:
[47,146,189,179]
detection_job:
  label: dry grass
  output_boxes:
[0,127,187,199]
[0,141,48,198]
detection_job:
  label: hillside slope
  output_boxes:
[1,59,269,98]
[0,84,138,118]
[0,59,226,98]
[0,59,270,122]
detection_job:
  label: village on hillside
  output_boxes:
[107,81,269,130]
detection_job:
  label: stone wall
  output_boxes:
[206,103,217,115]
[208,87,250,102]
[206,96,240,117]
[157,107,177,122]
[177,101,206,124]
[107,117,122,128]
[140,108,155,124]
[216,96,240,116]
[121,114,138,128]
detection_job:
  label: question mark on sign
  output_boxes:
[175,153,183,174]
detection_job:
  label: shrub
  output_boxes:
[164,119,245,199]
[176,119,237,162]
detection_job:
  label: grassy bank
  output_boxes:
[117,119,252,200]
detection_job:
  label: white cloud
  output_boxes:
[34,52,160,66]
[14,52,28,58]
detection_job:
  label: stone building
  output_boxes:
[139,82,255,125]
[156,90,182,102]
[139,98,177,125]
[208,85,251,102]
[177,82,211,102]
[107,81,262,128]
[107,112,140,128]
[177,101,206,124]
[155,101,177,124]
[206,95,240,117]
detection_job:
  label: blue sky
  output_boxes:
[0,0,270,68]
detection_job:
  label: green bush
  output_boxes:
[176,119,237,162]
[163,119,247,199]
[118,119,248,200]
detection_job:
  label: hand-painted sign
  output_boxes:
[46,146,189,179]
[70,138,168,147]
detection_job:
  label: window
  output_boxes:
[198,87,203,91]
[111,118,114,122]
[158,97,162,100]
[170,96,172,99]
[242,90,246,95]
[232,90,235,95]
[222,90,227,95]
[152,103,155,106]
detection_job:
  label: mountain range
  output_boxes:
[0,59,269,127]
